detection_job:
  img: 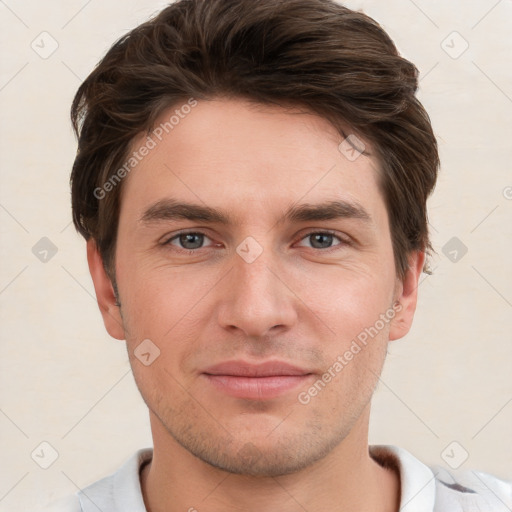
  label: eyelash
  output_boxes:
[162,229,350,254]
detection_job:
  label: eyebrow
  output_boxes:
[139,198,372,226]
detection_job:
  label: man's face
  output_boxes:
[93,98,419,476]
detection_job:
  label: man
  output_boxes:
[49,0,511,510]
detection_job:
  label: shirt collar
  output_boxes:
[80,445,436,512]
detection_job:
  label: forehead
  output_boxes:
[119,97,386,226]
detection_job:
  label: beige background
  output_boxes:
[0,0,511,510]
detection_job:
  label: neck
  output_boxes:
[140,406,400,512]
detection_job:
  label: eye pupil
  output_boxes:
[172,232,338,252]
[180,233,203,249]
[310,233,333,249]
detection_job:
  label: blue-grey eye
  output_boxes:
[166,232,210,250]
[309,233,335,249]
[178,233,204,249]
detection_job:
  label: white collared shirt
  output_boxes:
[42,445,512,511]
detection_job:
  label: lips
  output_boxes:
[203,360,311,377]
[201,360,314,400]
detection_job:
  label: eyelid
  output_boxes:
[294,229,350,249]
[162,229,216,248]
[162,228,351,253]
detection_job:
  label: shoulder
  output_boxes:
[432,464,512,511]
[370,444,511,512]
[36,448,153,512]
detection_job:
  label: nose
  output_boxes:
[216,249,298,338]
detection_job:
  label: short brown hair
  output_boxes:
[70,0,439,283]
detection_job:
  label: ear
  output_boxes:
[388,250,426,341]
[86,239,126,340]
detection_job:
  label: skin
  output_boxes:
[88,97,425,512]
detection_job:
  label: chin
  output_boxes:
[166,416,347,477]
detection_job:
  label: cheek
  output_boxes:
[294,265,395,400]
[119,264,224,381]
[295,262,395,341]
[296,318,390,417]
[119,261,216,330]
